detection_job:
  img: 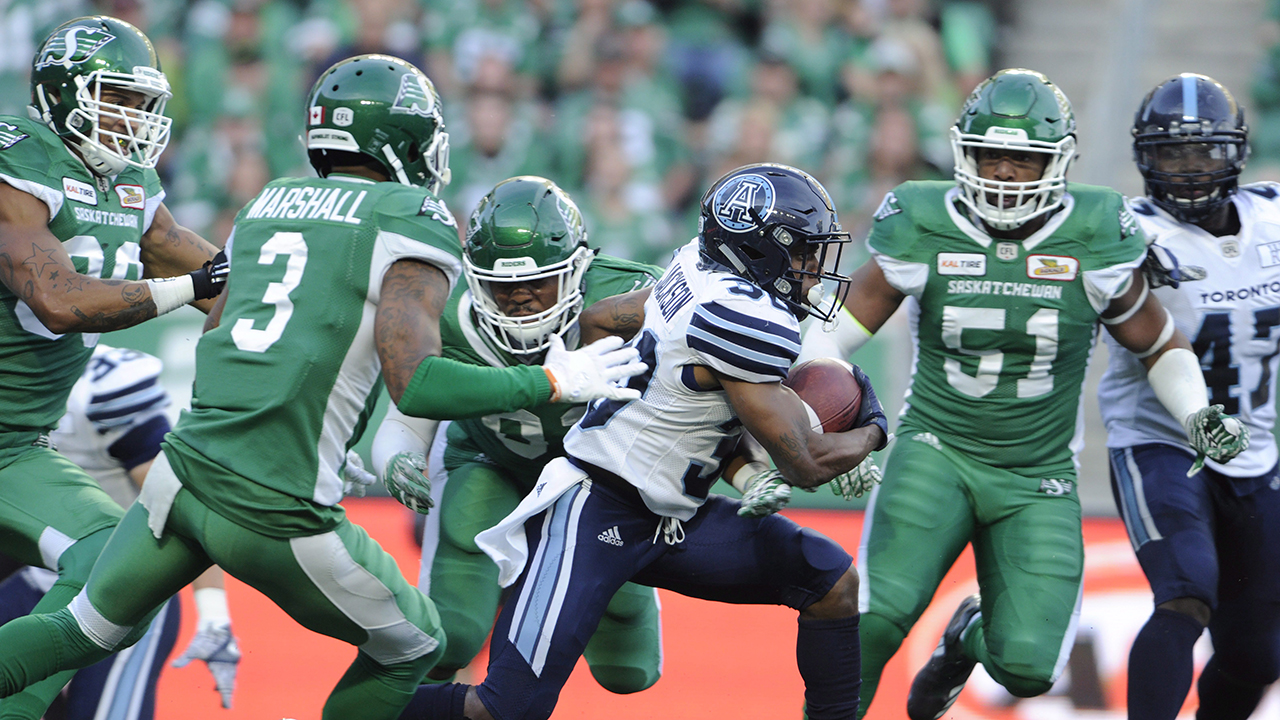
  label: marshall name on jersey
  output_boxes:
[0,115,163,439]
[169,175,462,533]
[566,240,802,520]
[873,181,1146,476]
[1099,183,1280,477]
[442,255,661,477]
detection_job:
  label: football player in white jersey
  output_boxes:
[398,163,890,720]
[1098,74,1280,720]
[0,345,240,718]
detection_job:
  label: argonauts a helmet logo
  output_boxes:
[712,173,776,232]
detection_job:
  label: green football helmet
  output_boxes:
[29,16,172,177]
[305,54,450,192]
[951,68,1077,230]
[463,176,594,356]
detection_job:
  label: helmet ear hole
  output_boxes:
[739,244,766,262]
[407,142,421,163]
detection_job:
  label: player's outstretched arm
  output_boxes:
[718,370,885,490]
[796,260,905,364]
[1105,268,1249,467]
[0,185,225,333]
[579,288,651,345]
[140,203,226,314]
[376,259,647,420]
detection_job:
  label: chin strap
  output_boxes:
[381,144,412,186]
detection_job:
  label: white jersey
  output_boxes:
[1099,183,1280,477]
[564,240,802,520]
[52,345,171,507]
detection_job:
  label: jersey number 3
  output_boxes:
[231,232,309,353]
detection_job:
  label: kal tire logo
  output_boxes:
[711,173,775,232]
[36,27,116,70]
[62,177,97,206]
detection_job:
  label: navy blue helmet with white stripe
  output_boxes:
[1133,74,1248,223]
[697,163,852,322]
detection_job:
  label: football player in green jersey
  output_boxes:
[370,175,664,694]
[0,16,228,720]
[0,55,647,720]
[793,69,1250,719]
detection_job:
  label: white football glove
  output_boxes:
[341,450,377,497]
[1183,405,1250,476]
[829,455,883,500]
[542,335,647,403]
[737,469,793,518]
[172,623,240,709]
[383,451,433,513]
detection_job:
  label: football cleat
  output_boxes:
[907,594,982,720]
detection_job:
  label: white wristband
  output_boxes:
[730,462,771,494]
[146,276,196,316]
[1147,346,1209,426]
[193,586,231,631]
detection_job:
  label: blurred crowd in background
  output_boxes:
[0,0,1007,267]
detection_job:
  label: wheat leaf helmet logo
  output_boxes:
[36,27,117,70]
[391,73,437,117]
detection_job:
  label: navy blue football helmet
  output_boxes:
[698,163,851,321]
[1133,74,1249,223]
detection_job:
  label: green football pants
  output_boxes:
[422,428,663,692]
[0,449,445,720]
[0,443,126,720]
[857,429,1083,717]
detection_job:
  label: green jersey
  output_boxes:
[170,175,462,534]
[443,254,660,484]
[0,115,159,441]
[870,181,1145,476]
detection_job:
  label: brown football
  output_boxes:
[782,358,863,433]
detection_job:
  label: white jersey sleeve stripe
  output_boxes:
[688,302,799,380]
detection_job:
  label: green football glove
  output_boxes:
[383,451,433,514]
[737,469,792,518]
[829,455,883,500]
[1183,405,1250,476]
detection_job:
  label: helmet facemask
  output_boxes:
[1135,136,1246,223]
[36,66,171,176]
[951,125,1075,231]
[464,245,594,356]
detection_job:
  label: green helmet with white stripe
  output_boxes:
[304,54,451,192]
[30,16,172,177]
[951,68,1077,230]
